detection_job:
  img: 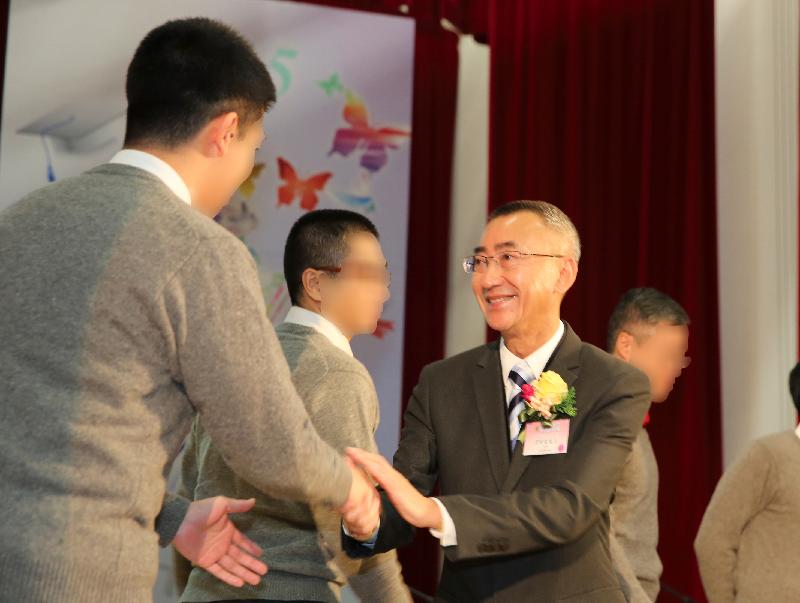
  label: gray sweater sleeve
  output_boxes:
[609,506,652,603]
[348,551,413,603]
[163,236,352,507]
[694,440,775,603]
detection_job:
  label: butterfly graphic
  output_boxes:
[239,163,266,199]
[276,157,332,212]
[372,319,395,340]
[329,90,410,172]
[318,73,344,96]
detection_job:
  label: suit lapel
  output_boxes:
[501,324,582,493]
[471,342,511,491]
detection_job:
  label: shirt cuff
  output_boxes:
[429,497,457,547]
[342,518,380,548]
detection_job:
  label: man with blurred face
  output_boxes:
[606,288,691,601]
[341,200,652,602]
[175,210,410,603]
[0,19,376,602]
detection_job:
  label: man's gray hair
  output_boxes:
[488,200,582,262]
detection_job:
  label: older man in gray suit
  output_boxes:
[344,200,651,602]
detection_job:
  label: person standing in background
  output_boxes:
[695,362,800,602]
[175,210,411,603]
[606,288,691,601]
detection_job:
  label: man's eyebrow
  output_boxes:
[473,241,516,254]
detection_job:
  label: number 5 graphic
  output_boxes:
[269,48,298,97]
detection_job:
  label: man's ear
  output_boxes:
[301,268,323,304]
[554,257,578,295]
[615,331,634,362]
[203,111,239,158]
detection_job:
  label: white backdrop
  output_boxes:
[1,2,415,600]
[0,0,415,458]
[715,0,799,467]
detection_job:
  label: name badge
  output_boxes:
[523,419,570,456]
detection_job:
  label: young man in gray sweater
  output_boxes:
[175,210,411,603]
[695,362,800,602]
[606,288,691,602]
[0,19,376,603]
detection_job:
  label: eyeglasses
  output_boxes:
[316,263,392,287]
[463,250,564,274]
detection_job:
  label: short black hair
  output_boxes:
[283,210,380,306]
[124,18,275,148]
[607,287,690,352]
[790,362,800,415]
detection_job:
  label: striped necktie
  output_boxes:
[507,363,534,452]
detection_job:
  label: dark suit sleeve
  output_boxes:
[437,368,650,562]
[343,366,439,558]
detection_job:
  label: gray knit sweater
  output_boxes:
[0,165,351,602]
[695,429,800,602]
[609,428,661,602]
[177,323,411,603]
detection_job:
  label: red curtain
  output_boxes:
[394,7,458,599]
[488,1,721,600]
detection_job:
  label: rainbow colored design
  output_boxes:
[329,90,410,173]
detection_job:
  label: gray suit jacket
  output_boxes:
[345,323,650,602]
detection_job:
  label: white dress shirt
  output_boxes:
[109,149,192,206]
[282,306,353,356]
[429,320,566,547]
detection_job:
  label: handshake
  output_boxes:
[340,447,444,542]
[172,448,445,590]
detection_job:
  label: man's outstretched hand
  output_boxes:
[173,496,268,587]
[340,454,381,540]
[345,447,442,531]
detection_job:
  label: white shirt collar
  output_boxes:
[109,149,192,206]
[499,321,565,401]
[283,306,353,357]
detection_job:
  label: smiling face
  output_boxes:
[471,211,578,339]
